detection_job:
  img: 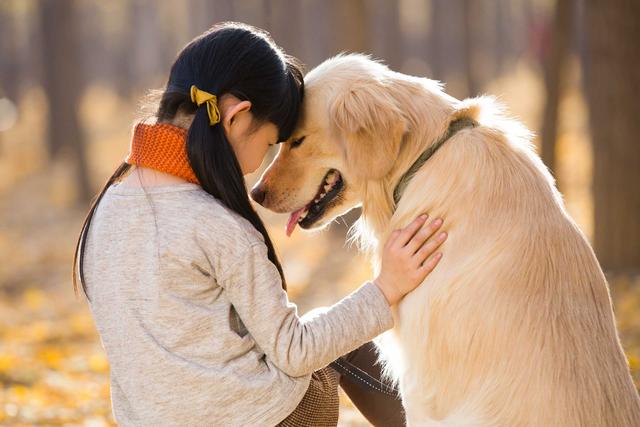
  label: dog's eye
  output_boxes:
[290,136,306,149]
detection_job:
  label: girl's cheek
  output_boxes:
[245,149,267,175]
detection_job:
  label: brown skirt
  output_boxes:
[276,366,341,427]
[276,341,406,427]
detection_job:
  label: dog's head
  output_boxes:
[253,54,443,236]
[251,55,408,236]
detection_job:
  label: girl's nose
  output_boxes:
[250,185,266,204]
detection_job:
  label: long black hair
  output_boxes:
[73,22,304,297]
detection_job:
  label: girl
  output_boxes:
[73,23,446,426]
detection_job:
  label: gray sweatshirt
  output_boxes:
[83,182,393,426]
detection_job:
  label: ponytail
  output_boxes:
[188,106,287,289]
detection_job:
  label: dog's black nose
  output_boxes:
[251,186,266,204]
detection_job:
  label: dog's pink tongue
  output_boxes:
[286,207,306,237]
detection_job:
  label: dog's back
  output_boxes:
[381,99,640,426]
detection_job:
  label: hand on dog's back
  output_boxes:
[373,214,447,306]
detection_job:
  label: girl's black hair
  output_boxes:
[73,22,304,297]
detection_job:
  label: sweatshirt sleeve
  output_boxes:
[216,240,394,378]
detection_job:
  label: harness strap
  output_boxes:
[392,117,478,206]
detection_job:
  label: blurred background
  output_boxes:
[0,0,638,425]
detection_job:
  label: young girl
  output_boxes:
[73,23,446,426]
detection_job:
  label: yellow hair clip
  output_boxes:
[190,85,221,126]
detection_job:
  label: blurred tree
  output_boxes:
[328,0,370,55]
[233,0,269,30]
[494,0,511,75]
[462,0,480,96]
[130,0,164,90]
[369,0,402,70]
[300,0,331,67]
[109,4,135,96]
[429,0,447,79]
[430,0,467,98]
[267,0,303,60]
[0,4,20,102]
[584,0,640,274]
[0,2,41,102]
[540,0,573,179]
[40,0,91,203]
[190,0,235,34]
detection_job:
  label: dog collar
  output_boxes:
[125,122,200,185]
[392,117,478,207]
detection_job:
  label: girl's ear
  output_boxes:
[222,99,252,135]
[329,81,406,180]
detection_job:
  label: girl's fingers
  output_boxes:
[420,252,443,274]
[413,231,447,265]
[386,229,402,247]
[394,214,429,248]
[404,218,444,254]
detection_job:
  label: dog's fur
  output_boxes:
[253,54,640,426]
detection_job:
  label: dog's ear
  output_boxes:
[330,82,406,179]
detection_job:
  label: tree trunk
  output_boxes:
[233,0,267,30]
[40,0,91,203]
[583,0,640,274]
[0,6,20,102]
[130,0,164,90]
[429,0,447,80]
[541,0,573,180]
[327,0,370,55]
[462,0,479,97]
[266,0,303,59]
[430,0,466,97]
[300,0,331,67]
[494,0,511,75]
[369,0,402,70]
[190,0,233,34]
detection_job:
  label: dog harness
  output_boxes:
[392,116,478,207]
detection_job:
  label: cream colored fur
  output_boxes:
[254,54,640,426]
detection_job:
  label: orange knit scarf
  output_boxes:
[125,122,200,185]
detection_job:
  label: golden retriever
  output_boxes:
[251,54,640,426]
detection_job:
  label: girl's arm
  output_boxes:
[224,243,389,377]
[213,215,445,377]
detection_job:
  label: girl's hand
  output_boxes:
[373,214,446,306]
